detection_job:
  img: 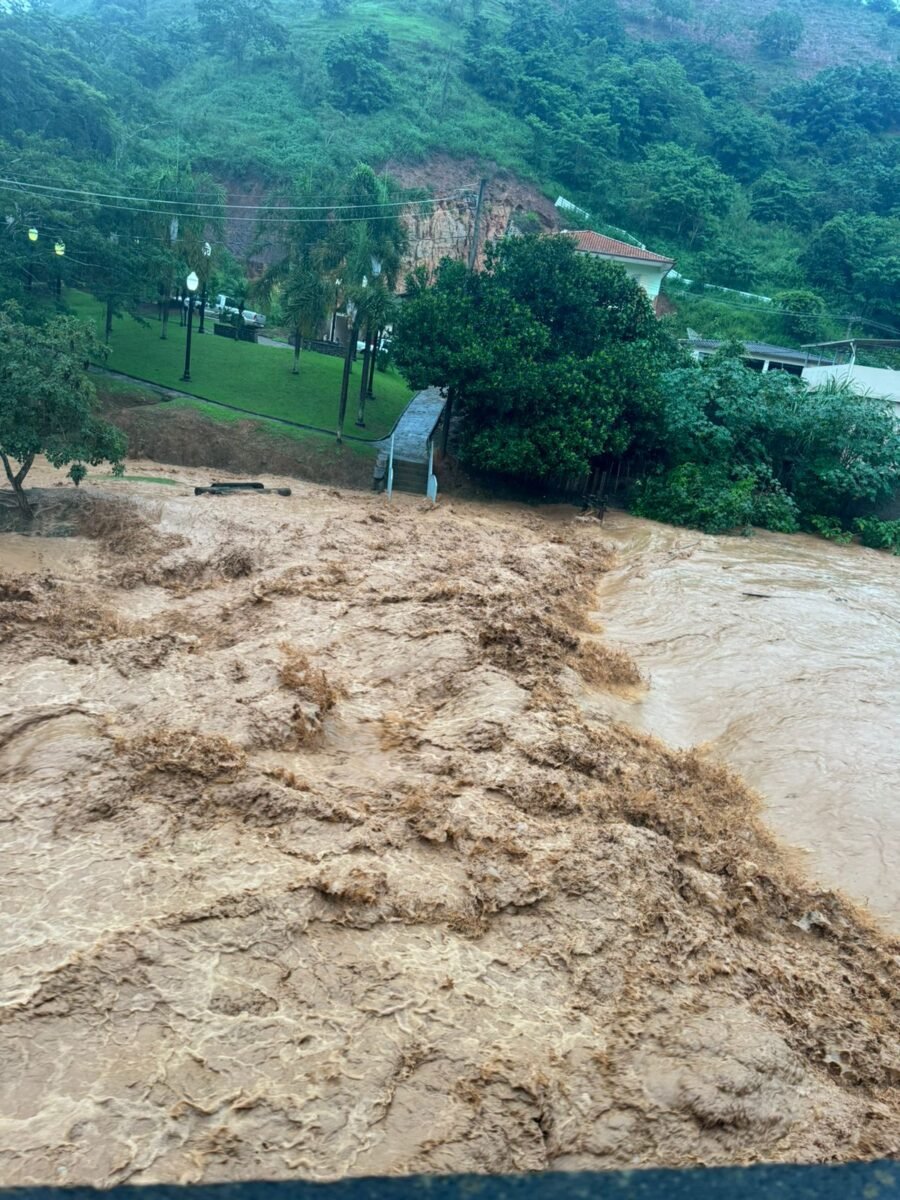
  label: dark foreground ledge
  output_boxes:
[4,1162,899,1200]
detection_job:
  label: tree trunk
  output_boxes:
[366,329,378,399]
[292,327,301,376]
[105,298,114,344]
[356,324,372,426]
[1,452,34,518]
[161,298,170,340]
[337,323,358,444]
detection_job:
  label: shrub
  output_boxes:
[808,515,852,544]
[631,463,800,535]
[630,464,754,534]
[853,517,900,553]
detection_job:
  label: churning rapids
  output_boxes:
[1,462,898,1184]
[590,515,900,933]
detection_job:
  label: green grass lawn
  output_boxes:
[71,293,412,441]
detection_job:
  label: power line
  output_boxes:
[0,176,479,212]
[0,184,477,225]
[671,290,900,337]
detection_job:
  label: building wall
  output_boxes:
[579,252,667,301]
[802,365,900,420]
[621,262,666,301]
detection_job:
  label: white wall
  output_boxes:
[803,365,900,421]
[579,251,667,301]
[623,263,667,301]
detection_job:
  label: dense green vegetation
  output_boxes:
[630,347,899,533]
[394,235,672,477]
[1,0,899,342]
[395,237,899,540]
[0,0,898,531]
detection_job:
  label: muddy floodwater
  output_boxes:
[1,464,899,1185]
[591,515,900,932]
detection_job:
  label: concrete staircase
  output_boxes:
[372,388,446,495]
[391,458,429,494]
[374,450,429,494]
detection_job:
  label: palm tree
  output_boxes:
[355,281,394,427]
[138,168,224,340]
[281,266,330,379]
[333,166,408,442]
[250,176,337,374]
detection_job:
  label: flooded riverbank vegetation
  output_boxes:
[394,246,899,548]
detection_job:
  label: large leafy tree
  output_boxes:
[800,213,900,327]
[0,305,126,516]
[195,0,287,63]
[757,10,804,58]
[393,235,675,481]
[627,143,735,244]
[324,30,395,113]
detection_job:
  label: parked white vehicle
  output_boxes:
[210,294,266,327]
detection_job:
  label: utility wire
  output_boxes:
[0,177,479,211]
[671,291,900,338]
[0,185,476,224]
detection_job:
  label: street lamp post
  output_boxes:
[54,239,65,299]
[26,227,38,290]
[181,270,200,383]
[199,242,212,334]
[330,278,342,343]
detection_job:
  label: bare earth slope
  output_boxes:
[1,465,898,1185]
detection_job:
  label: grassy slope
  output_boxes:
[146,0,898,182]
[72,294,412,441]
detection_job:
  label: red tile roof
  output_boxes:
[564,229,674,265]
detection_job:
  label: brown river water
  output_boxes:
[1,468,899,1182]
[590,514,900,933]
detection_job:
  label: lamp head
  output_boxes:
[186,271,200,293]
[202,242,212,258]
[28,227,38,243]
[54,240,65,257]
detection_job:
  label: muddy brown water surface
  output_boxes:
[1,463,899,1186]
[590,515,900,933]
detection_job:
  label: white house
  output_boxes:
[564,230,674,313]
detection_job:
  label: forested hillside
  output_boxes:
[1,0,899,341]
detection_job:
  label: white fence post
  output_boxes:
[386,434,394,500]
[426,438,438,504]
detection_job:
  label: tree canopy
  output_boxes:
[631,349,900,533]
[394,235,675,481]
[0,304,126,514]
